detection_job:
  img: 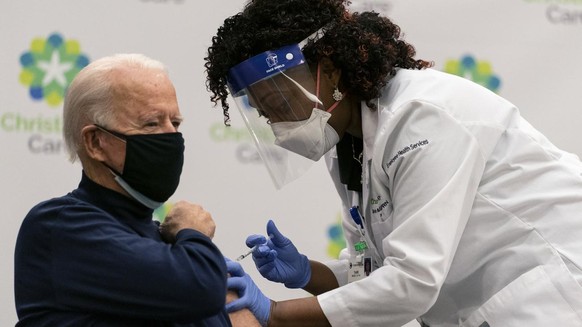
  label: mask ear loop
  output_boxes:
[278,69,323,106]
[315,62,322,110]
[315,62,346,113]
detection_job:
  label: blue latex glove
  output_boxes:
[225,258,271,326]
[246,220,311,289]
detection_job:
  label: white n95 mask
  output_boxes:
[270,108,340,161]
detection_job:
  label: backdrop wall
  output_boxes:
[2,0,581,325]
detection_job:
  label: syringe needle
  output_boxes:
[235,246,257,261]
[235,234,272,261]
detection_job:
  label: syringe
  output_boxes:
[235,234,272,261]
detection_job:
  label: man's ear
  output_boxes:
[319,57,342,87]
[81,125,107,161]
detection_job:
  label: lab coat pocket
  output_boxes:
[460,265,582,327]
[370,211,392,253]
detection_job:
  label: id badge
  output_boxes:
[348,256,373,283]
[348,260,365,283]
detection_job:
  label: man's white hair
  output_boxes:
[62,53,168,162]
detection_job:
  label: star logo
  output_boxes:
[38,51,73,87]
[19,32,90,107]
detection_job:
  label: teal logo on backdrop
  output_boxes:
[1,32,91,155]
[327,213,346,259]
[444,55,501,93]
[153,202,174,222]
[19,32,89,107]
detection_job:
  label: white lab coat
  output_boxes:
[317,68,582,327]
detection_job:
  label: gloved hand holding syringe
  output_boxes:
[235,234,273,261]
[241,220,312,289]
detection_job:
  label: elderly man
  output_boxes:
[14,54,257,326]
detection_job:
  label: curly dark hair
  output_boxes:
[204,0,432,125]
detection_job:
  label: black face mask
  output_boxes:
[95,125,185,205]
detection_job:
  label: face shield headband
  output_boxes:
[225,27,336,189]
[227,26,328,96]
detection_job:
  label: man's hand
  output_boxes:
[159,201,216,243]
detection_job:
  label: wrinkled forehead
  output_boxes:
[110,67,180,123]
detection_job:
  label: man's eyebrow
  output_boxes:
[137,111,160,122]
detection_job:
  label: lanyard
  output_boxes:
[350,204,383,269]
[349,206,369,253]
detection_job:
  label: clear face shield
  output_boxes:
[227,32,340,189]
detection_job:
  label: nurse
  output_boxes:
[204,0,582,326]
